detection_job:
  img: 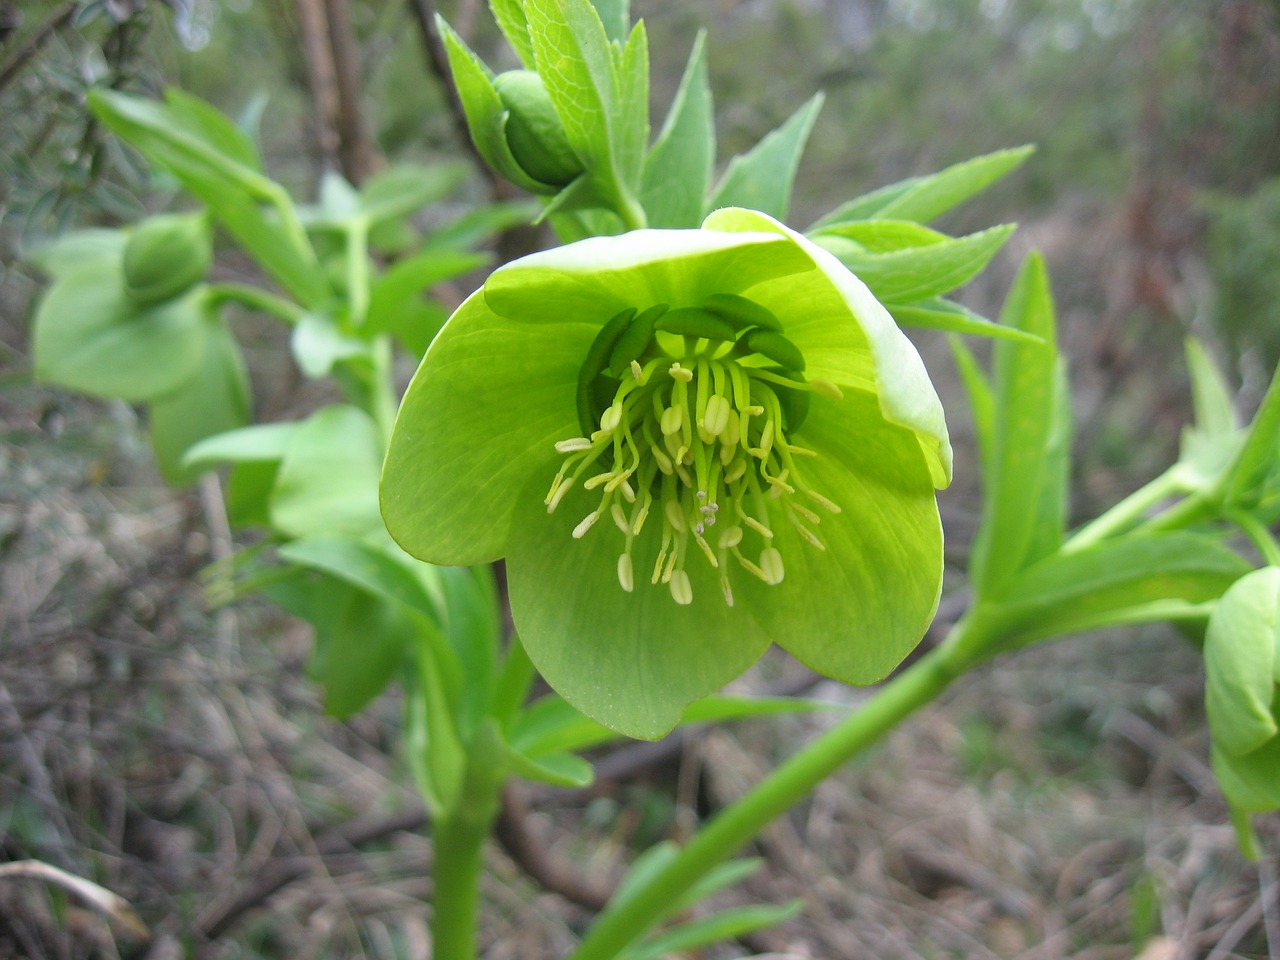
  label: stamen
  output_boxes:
[669,569,693,605]
[573,511,601,539]
[546,476,575,512]
[811,378,843,399]
[555,437,594,453]
[617,554,635,592]
[760,547,785,585]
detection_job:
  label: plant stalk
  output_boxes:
[567,619,989,960]
[431,803,498,960]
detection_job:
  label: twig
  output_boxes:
[0,860,149,941]
[322,0,380,183]
[294,0,341,172]
[0,0,75,96]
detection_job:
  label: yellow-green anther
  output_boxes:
[760,547,785,585]
[703,394,732,439]
[617,553,635,592]
[573,510,601,539]
[669,569,694,605]
[669,362,693,383]
[811,378,843,399]
[664,498,687,533]
[718,525,744,550]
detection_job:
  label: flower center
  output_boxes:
[545,294,842,606]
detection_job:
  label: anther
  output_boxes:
[664,499,687,533]
[573,511,601,539]
[760,547,785,585]
[600,403,624,432]
[617,554,635,592]
[669,363,694,383]
[806,489,841,513]
[611,503,630,533]
[546,477,575,511]
[718,525,743,550]
[669,569,694,605]
[811,378,843,399]
[555,437,594,453]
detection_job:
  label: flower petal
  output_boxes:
[483,228,813,324]
[381,290,589,565]
[704,207,952,487]
[505,471,773,740]
[735,390,944,684]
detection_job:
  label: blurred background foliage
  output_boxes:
[5,0,1280,956]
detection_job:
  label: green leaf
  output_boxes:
[708,93,823,222]
[949,335,996,482]
[502,743,594,788]
[612,19,650,188]
[290,311,373,378]
[436,565,502,739]
[809,145,1035,230]
[810,218,948,253]
[591,0,629,42]
[183,421,296,472]
[1185,339,1239,439]
[993,533,1251,647]
[27,228,125,279]
[1204,568,1280,756]
[149,318,251,485]
[290,573,420,719]
[621,902,804,960]
[815,224,1016,304]
[278,537,440,620]
[404,611,468,814]
[1024,357,1073,563]
[271,405,383,539]
[164,87,263,171]
[641,31,713,229]
[365,248,488,356]
[1213,736,1280,812]
[1225,361,1280,507]
[525,0,615,173]
[891,298,1042,343]
[968,253,1060,598]
[33,263,208,402]
[357,162,470,225]
[490,0,536,66]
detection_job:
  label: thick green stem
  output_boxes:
[204,282,304,323]
[432,802,499,960]
[567,619,990,960]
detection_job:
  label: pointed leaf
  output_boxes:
[949,335,996,483]
[1225,361,1280,507]
[1185,339,1239,439]
[969,253,1060,598]
[278,537,440,619]
[591,0,629,42]
[622,902,804,960]
[357,162,470,225]
[709,93,823,222]
[815,224,1016,304]
[891,298,1042,343]
[641,31,713,229]
[183,422,296,471]
[490,0,536,67]
[810,145,1034,230]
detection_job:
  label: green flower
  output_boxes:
[381,208,951,738]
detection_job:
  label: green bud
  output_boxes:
[493,70,584,191]
[123,212,212,306]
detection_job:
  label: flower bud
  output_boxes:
[492,70,584,191]
[123,212,212,306]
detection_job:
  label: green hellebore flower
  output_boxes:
[381,208,951,739]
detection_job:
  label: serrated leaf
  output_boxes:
[817,224,1015,304]
[708,93,823,222]
[811,145,1034,230]
[891,298,1042,343]
[641,31,713,229]
[526,0,615,172]
[490,0,536,67]
[613,19,650,187]
[149,318,251,485]
[969,253,1060,598]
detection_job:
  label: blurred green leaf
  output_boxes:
[1204,567,1280,756]
[1225,361,1280,507]
[949,335,996,482]
[290,311,372,378]
[149,318,251,485]
[270,405,382,539]
[33,263,208,402]
[810,145,1034,230]
[708,93,823,223]
[1213,735,1280,813]
[278,537,439,620]
[891,298,1041,343]
[641,31,713,229]
[358,162,470,225]
[27,229,125,279]
[620,901,803,960]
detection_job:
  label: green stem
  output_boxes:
[1226,506,1280,567]
[432,803,499,960]
[1063,465,1185,552]
[204,282,304,323]
[567,620,989,960]
[347,216,371,327]
[612,181,648,232]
